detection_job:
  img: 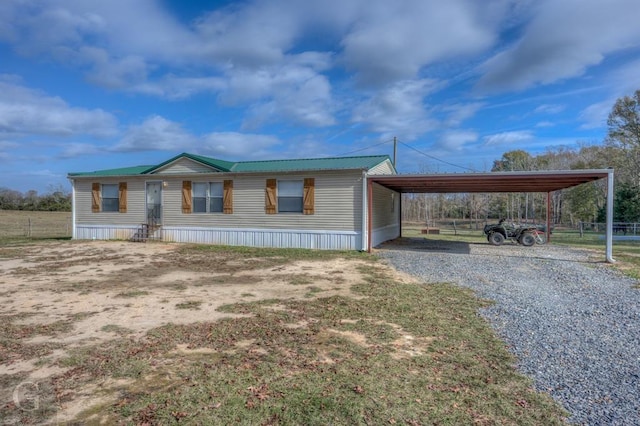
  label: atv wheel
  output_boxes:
[519,232,536,247]
[488,232,505,246]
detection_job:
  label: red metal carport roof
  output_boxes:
[368,169,612,193]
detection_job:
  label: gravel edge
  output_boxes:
[377,240,640,425]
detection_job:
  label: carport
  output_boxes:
[367,169,615,262]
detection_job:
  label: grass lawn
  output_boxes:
[0,210,71,239]
[0,241,567,425]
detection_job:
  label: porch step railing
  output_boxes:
[130,205,162,242]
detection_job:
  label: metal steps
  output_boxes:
[130,224,161,242]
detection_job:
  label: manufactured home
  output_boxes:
[68,153,400,251]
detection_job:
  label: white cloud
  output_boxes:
[0,1,503,96]
[58,143,101,159]
[114,116,196,152]
[535,121,555,128]
[437,130,479,151]
[441,102,484,126]
[341,0,501,86]
[352,79,441,140]
[579,101,611,130]
[114,115,282,159]
[483,130,534,146]
[0,75,118,138]
[477,0,640,93]
[200,132,281,159]
[579,59,640,129]
[217,57,336,128]
[132,75,226,99]
[534,104,565,114]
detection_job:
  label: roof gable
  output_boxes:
[146,153,234,174]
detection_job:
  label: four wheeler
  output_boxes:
[483,219,540,247]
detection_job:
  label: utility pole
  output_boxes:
[393,136,397,168]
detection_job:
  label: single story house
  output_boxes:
[68,152,400,251]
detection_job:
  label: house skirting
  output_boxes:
[75,225,141,241]
[74,225,362,250]
[371,223,400,248]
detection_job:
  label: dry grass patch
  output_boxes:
[0,240,568,425]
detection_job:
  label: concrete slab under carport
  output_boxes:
[367,169,615,262]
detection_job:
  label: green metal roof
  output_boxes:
[68,165,155,177]
[68,153,393,177]
[230,155,391,172]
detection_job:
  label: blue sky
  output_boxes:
[1,0,640,193]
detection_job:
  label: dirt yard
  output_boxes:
[0,240,407,423]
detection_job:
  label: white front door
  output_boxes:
[146,182,162,224]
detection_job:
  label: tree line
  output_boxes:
[2,89,640,221]
[403,89,640,226]
[0,186,72,211]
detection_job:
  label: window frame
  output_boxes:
[192,181,224,214]
[277,179,304,214]
[101,183,119,213]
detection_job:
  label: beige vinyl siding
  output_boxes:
[155,157,219,174]
[371,182,399,229]
[370,182,400,247]
[161,170,363,232]
[367,160,395,175]
[74,178,148,225]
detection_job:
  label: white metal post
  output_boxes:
[606,170,614,263]
[70,179,76,240]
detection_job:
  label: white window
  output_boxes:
[209,182,223,213]
[102,184,119,212]
[193,182,223,213]
[278,180,303,213]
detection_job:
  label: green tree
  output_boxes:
[491,150,534,171]
[606,89,640,185]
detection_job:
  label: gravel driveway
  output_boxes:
[377,238,640,425]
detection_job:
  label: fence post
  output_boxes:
[579,221,583,238]
[453,220,457,236]
[28,217,32,238]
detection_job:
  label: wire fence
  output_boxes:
[578,222,640,236]
[0,211,72,239]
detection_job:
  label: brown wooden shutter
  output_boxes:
[223,180,233,214]
[118,182,127,213]
[303,178,315,215]
[182,181,192,213]
[265,179,277,214]
[92,183,100,213]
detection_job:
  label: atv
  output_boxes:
[483,219,539,247]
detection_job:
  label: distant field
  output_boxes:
[0,210,71,239]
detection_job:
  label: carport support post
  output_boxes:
[547,192,552,243]
[367,178,373,252]
[606,170,614,263]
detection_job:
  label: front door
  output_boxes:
[146,182,162,225]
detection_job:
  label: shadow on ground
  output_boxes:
[377,237,472,255]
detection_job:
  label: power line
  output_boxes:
[333,136,478,172]
[397,140,478,172]
[337,139,395,156]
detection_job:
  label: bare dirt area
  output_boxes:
[0,240,394,424]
